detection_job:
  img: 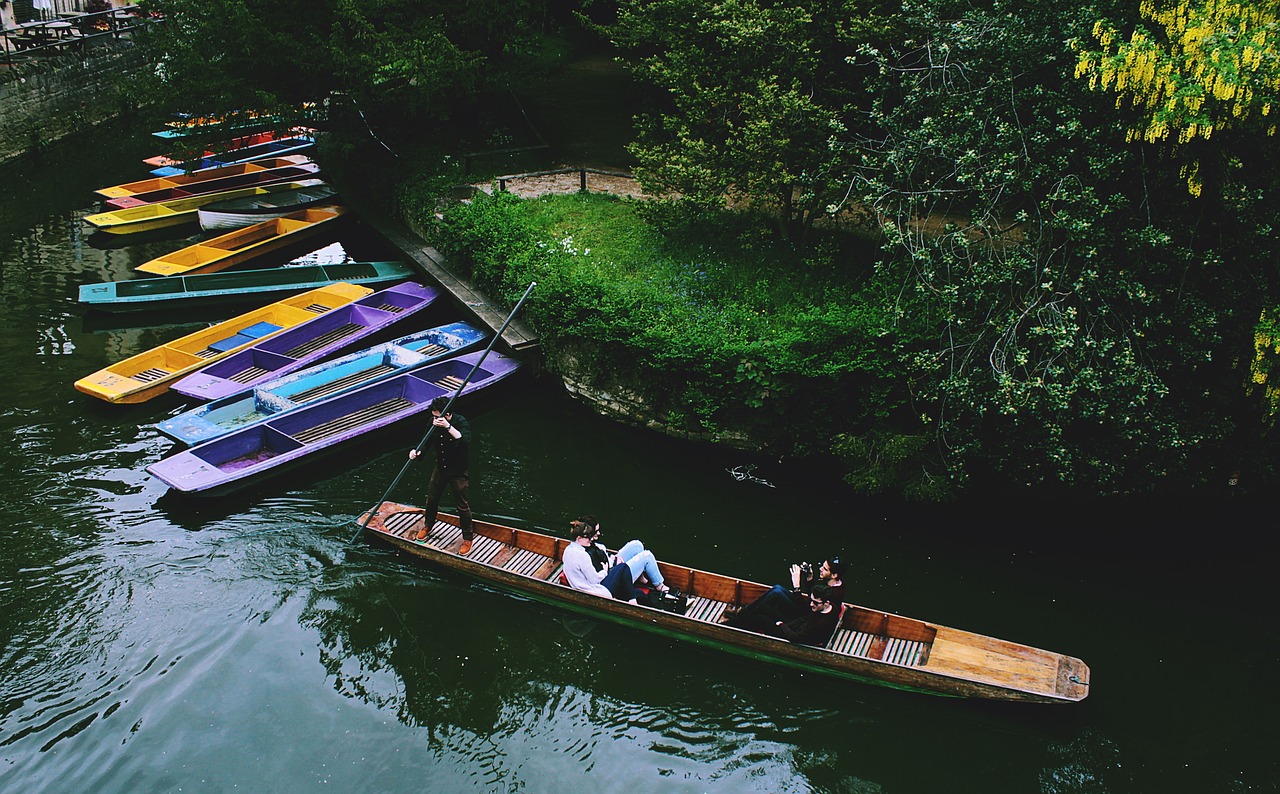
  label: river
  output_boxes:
[0,121,1274,793]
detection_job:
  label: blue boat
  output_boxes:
[169,282,441,401]
[150,135,316,177]
[146,350,522,495]
[155,321,487,445]
[78,261,415,314]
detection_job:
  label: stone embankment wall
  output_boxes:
[0,43,149,164]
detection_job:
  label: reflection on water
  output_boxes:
[0,119,1274,793]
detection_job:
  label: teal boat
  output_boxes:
[77,261,414,313]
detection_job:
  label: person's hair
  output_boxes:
[826,556,847,578]
[576,514,600,532]
[811,583,833,603]
[428,396,450,414]
[569,519,596,539]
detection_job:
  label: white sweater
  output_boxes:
[563,542,611,597]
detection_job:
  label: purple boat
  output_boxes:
[146,350,522,496]
[171,282,440,401]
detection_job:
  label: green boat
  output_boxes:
[77,261,415,313]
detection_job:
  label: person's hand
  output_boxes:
[789,563,802,588]
[408,448,419,460]
[432,415,451,429]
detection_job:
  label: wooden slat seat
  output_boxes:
[505,549,551,577]
[826,629,876,657]
[133,367,170,383]
[228,366,271,384]
[303,303,333,313]
[433,374,465,390]
[289,397,412,444]
[375,303,405,313]
[194,347,220,358]
[289,363,395,402]
[684,596,728,624]
[284,323,361,358]
[416,344,448,357]
[883,638,925,666]
[383,510,425,538]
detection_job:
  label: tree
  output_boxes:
[1073,0,1280,197]
[607,0,894,245]
[846,0,1257,492]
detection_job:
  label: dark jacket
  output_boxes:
[768,606,841,647]
[430,413,471,476]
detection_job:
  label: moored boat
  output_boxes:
[143,128,312,169]
[95,155,315,200]
[84,180,327,236]
[147,133,316,177]
[155,321,487,445]
[74,282,374,404]
[169,282,441,401]
[358,507,1092,703]
[146,350,521,494]
[77,261,415,314]
[134,205,349,276]
[103,161,321,210]
[197,182,338,230]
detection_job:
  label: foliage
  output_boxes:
[1074,0,1280,196]
[1250,309,1280,419]
[604,0,895,245]
[429,190,918,454]
[846,0,1255,492]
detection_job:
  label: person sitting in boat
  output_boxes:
[766,584,842,647]
[719,555,846,630]
[563,519,638,604]
[574,514,671,595]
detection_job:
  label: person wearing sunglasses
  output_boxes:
[719,554,846,630]
[765,584,841,646]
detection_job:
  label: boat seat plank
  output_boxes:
[685,596,728,624]
[531,557,558,580]
[434,375,465,390]
[194,347,220,359]
[417,344,448,356]
[284,322,362,358]
[228,366,271,384]
[466,536,506,564]
[827,629,877,657]
[383,510,425,538]
[303,303,334,313]
[288,363,395,402]
[289,397,412,444]
[375,303,406,313]
[488,545,518,568]
[133,367,170,382]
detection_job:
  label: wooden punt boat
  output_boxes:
[155,321,487,445]
[150,106,317,140]
[74,283,373,404]
[146,350,521,494]
[147,133,316,177]
[197,183,338,230]
[143,129,311,168]
[169,281,441,401]
[84,180,327,236]
[77,261,415,313]
[95,155,315,200]
[102,161,321,210]
[358,507,1092,703]
[134,205,349,276]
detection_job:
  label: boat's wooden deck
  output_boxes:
[290,397,413,444]
[378,512,929,668]
[289,363,396,402]
[283,322,362,358]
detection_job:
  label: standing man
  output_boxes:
[408,396,475,553]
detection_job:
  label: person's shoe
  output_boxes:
[412,529,427,541]
[459,538,474,555]
[717,606,741,624]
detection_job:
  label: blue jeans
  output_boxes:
[602,564,635,601]
[616,539,664,588]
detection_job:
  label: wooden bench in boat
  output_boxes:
[377,512,932,667]
[289,396,413,444]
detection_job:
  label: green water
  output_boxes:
[0,120,1274,793]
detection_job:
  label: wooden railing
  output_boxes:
[1,5,150,64]
[492,167,637,194]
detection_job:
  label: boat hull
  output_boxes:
[135,205,348,276]
[197,184,338,231]
[358,507,1091,704]
[169,281,441,401]
[155,322,488,445]
[74,283,373,404]
[146,351,521,493]
[77,261,415,313]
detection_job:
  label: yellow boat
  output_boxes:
[93,155,314,200]
[74,282,373,404]
[135,205,348,277]
[84,179,323,235]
